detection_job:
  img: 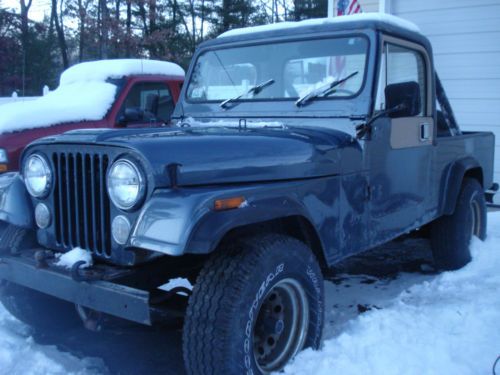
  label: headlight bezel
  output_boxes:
[23,153,52,198]
[107,158,146,211]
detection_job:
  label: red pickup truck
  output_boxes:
[0,59,184,172]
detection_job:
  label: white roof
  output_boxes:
[61,59,185,85]
[0,59,184,135]
[218,13,420,39]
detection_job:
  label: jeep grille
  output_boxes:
[52,152,112,257]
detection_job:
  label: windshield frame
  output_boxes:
[184,33,371,106]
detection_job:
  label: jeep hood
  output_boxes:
[30,124,360,187]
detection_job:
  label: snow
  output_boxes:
[60,59,184,86]
[0,97,38,107]
[159,278,193,295]
[0,305,102,375]
[0,59,184,135]
[218,13,420,39]
[0,82,117,134]
[55,247,93,269]
[282,212,500,375]
[179,117,285,128]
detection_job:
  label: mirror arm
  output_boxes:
[355,104,406,140]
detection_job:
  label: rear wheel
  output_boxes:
[430,178,486,270]
[0,223,80,331]
[183,234,324,375]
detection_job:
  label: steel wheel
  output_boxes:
[253,278,310,373]
[470,197,482,238]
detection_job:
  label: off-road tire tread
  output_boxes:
[183,234,322,375]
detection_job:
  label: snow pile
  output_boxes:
[55,247,93,269]
[0,308,101,375]
[219,13,420,39]
[160,278,193,292]
[282,213,500,375]
[60,59,184,86]
[0,81,117,134]
[0,59,184,135]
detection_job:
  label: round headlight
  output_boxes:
[107,159,145,210]
[24,154,52,198]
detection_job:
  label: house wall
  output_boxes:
[334,0,500,194]
[389,0,500,193]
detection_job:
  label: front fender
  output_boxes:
[129,181,323,256]
[0,173,34,228]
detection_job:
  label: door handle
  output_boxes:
[420,122,431,141]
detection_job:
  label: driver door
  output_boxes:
[366,37,434,245]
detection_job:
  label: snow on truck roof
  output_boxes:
[218,13,420,39]
[60,59,185,85]
[0,59,184,135]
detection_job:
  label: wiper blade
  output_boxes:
[220,79,275,109]
[295,71,359,107]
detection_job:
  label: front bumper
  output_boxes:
[0,250,183,325]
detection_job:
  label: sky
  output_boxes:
[2,0,51,22]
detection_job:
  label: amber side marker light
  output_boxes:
[0,164,7,173]
[214,196,246,211]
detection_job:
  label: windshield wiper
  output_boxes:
[295,71,359,107]
[220,79,275,109]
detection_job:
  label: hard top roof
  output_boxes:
[199,14,431,51]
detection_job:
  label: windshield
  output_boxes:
[186,36,368,104]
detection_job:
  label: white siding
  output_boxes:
[359,0,380,13]
[391,0,500,193]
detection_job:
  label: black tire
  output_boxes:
[0,223,80,331]
[0,221,37,255]
[183,234,324,375]
[430,178,487,270]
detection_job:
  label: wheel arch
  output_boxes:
[215,215,328,270]
[441,157,484,215]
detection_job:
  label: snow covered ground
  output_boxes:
[284,212,500,375]
[0,213,499,375]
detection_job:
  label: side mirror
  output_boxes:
[117,107,144,126]
[385,81,421,118]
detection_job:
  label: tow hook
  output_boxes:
[70,261,103,283]
[71,261,89,282]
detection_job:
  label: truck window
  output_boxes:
[120,82,174,123]
[186,36,368,103]
[375,43,427,116]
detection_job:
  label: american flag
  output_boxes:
[333,0,363,79]
[336,0,363,16]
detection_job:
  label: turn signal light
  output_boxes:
[214,196,246,211]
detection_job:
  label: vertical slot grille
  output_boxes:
[53,152,111,257]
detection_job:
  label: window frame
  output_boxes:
[184,34,371,105]
[375,35,433,118]
[118,81,174,124]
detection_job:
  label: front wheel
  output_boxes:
[430,178,487,270]
[183,234,324,375]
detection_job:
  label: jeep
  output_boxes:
[0,14,496,375]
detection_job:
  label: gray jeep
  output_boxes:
[0,14,496,375]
